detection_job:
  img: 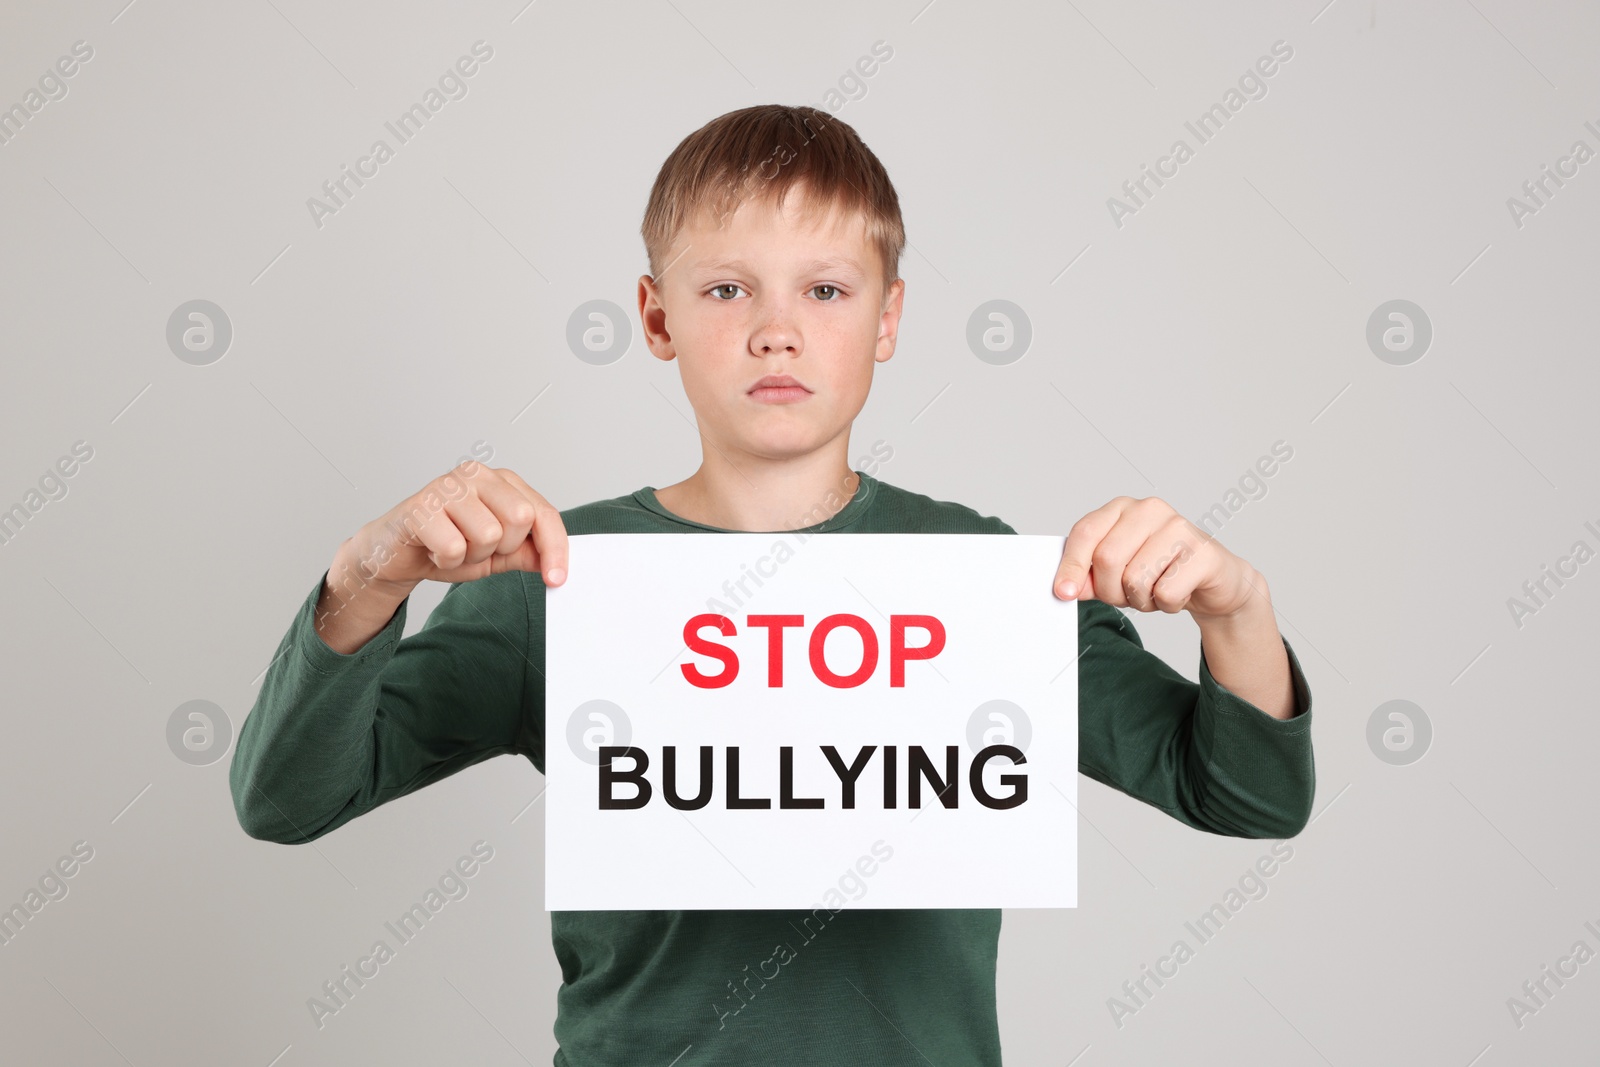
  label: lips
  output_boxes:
[748,374,812,404]
[749,374,809,393]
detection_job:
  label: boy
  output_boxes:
[231,103,1315,1064]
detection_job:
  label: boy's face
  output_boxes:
[638,187,904,466]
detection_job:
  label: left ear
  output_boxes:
[875,277,905,363]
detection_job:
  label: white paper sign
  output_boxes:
[545,532,1077,910]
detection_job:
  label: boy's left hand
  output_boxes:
[1052,496,1260,623]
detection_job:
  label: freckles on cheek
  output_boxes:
[710,318,746,353]
[683,303,739,352]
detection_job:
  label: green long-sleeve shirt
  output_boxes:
[230,469,1315,1065]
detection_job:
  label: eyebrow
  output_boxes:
[690,257,867,281]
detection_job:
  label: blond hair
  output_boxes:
[640,104,905,297]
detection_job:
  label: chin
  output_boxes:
[739,427,826,459]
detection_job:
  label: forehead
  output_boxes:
[676,190,875,275]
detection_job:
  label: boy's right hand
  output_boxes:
[336,462,569,595]
[315,462,567,654]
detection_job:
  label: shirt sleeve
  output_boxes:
[982,515,1316,839]
[1075,596,1316,839]
[229,568,544,843]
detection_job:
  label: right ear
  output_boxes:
[637,274,675,363]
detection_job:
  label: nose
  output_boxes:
[749,295,800,356]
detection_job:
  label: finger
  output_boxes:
[439,492,505,568]
[1089,499,1171,609]
[1150,541,1204,614]
[472,470,538,558]
[384,469,491,580]
[403,466,491,571]
[1055,497,1130,600]
[410,496,472,571]
[1124,518,1199,613]
[496,469,569,585]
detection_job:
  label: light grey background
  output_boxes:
[2,0,1595,1063]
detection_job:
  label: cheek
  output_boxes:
[839,321,882,390]
[839,355,875,395]
[675,304,717,350]
[817,310,878,370]
[674,313,742,390]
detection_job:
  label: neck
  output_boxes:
[655,441,860,532]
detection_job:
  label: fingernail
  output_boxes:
[546,567,565,585]
[1059,581,1076,599]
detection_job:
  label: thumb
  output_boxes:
[1055,568,1097,601]
[1054,531,1100,601]
[481,536,544,579]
